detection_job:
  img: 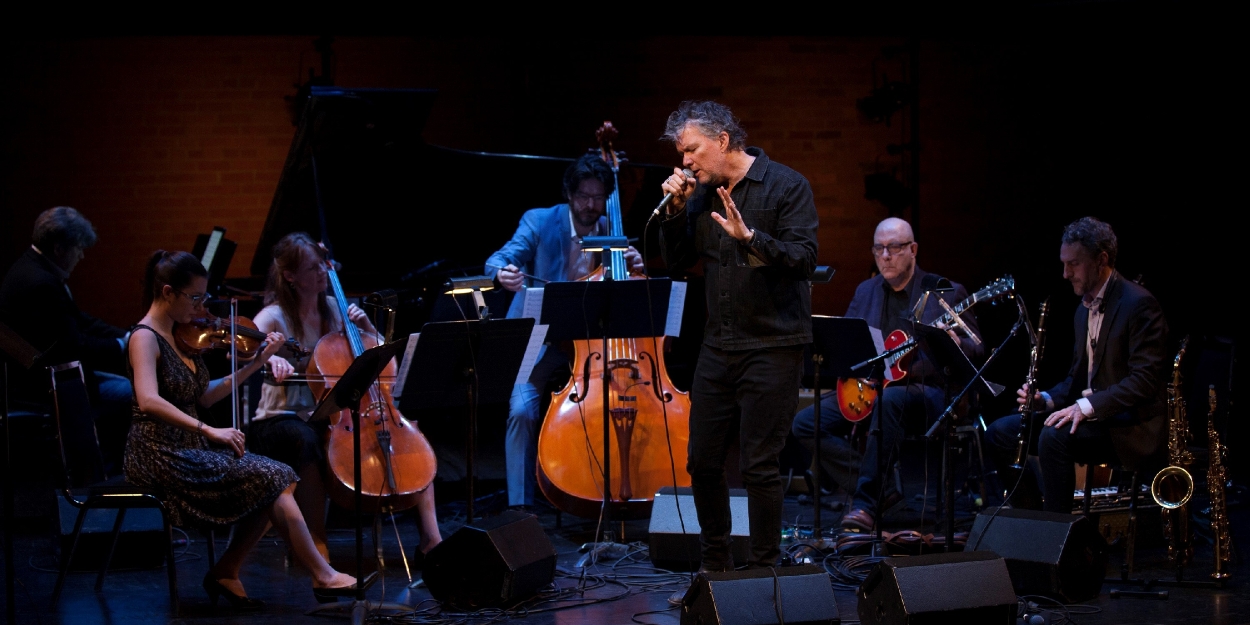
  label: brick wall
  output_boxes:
[0,34,1226,341]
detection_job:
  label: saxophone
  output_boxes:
[1010,299,1049,469]
[1151,338,1194,566]
[1207,385,1232,580]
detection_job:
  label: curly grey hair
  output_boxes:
[1061,216,1118,268]
[33,206,98,252]
[662,100,747,151]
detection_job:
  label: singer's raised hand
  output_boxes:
[660,168,696,214]
[710,187,753,243]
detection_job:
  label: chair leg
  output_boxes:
[1082,464,1094,518]
[205,528,216,570]
[52,507,89,608]
[163,514,178,615]
[1124,471,1140,578]
[95,508,127,591]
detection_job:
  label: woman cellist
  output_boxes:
[249,233,442,559]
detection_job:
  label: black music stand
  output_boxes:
[540,278,673,521]
[1,321,42,625]
[308,339,406,624]
[396,318,535,522]
[807,316,878,538]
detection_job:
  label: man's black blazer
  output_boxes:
[0,248,125,379]
[1046,271,1169,469]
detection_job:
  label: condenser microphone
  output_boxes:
[651,169,696,217]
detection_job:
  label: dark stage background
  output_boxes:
[2,28,1241,472]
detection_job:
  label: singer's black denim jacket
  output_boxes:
[660,148,818,351]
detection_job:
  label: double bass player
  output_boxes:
[484,154,645,510]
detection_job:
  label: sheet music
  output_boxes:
[869,326,885,355]
[392,332,420,398]
[521,287,544,321]
[514,325,549,386]
[665,281,687,337]
[200,227,223,270]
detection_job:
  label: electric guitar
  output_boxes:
[835,276,1014,422]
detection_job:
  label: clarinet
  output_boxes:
[1010,299,1049,470]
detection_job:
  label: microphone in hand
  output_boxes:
[652,169,696,218]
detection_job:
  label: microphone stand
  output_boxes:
[849,341,915,555]
[924,304,1024,550]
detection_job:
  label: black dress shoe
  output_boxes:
[202,572,264,610]
[312,570,379,604]
[840,508,875,532]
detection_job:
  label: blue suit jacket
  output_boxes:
[484,204,607,319]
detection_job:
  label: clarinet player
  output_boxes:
[985,217,1169,513]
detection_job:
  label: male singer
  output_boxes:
[658,100,818,571]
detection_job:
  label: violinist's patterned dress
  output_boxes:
[123,324,295,528]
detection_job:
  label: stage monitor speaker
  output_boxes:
[650,487,749,571]
[857,551,1016,625]
[423,510,556,609]
[680,564,840,625]
[57,494,166,571]
[967,507,1108,602]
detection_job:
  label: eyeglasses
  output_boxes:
[572,192,607,203]
[178,291,209,305]
[871,241,914,256]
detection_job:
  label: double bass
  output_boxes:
[307,257,437,513]
[535,123,692,519]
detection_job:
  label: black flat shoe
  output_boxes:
[202,572,264,610]
[312,570,379,604]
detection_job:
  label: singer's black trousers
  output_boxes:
[686,343,804,570]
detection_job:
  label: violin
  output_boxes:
[174,313,308,361]
[534,122,693,520]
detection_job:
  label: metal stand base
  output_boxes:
[306,599,414,624]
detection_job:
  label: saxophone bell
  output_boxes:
[1150,465,1194,509]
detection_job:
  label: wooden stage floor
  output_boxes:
[3,478,1247,625]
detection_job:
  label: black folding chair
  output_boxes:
[47,361,187,613]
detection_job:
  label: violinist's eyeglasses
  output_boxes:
[178,291,209,305]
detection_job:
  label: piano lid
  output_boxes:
[253,86,671,297]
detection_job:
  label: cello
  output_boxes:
[535,123,692,519]
[306,256,437,513]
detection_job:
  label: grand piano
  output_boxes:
[250,86,679,335]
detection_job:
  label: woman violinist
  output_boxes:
[125,250,358,609]
[250,232,441,558]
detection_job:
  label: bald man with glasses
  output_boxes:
[791,217,985,533]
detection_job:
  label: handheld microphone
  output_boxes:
[651,169,696,217]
